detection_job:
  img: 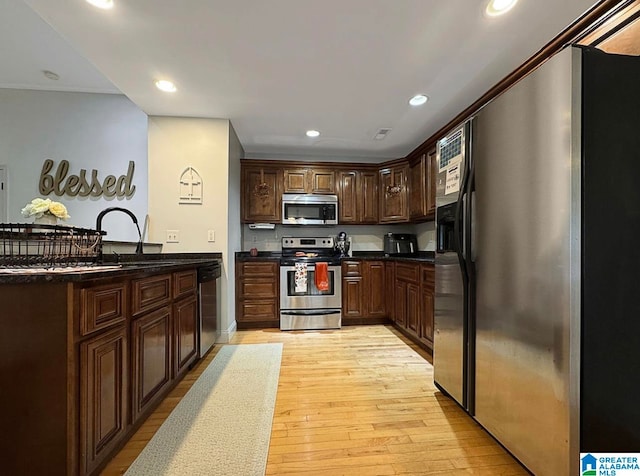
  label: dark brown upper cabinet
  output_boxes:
[337,170,378,224]
[241,166,282,223]
[379,163,409,223]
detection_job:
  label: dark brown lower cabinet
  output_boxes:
[341,260,386,323]
[419,264,435,348]
[392,261,435,351]
[131,306,172,421]
[173,295,198,378]
[80,326,128,476]
[341,258,433,349]
[1,264,206,476]
[236,260,280,328]
[386,261,395,321]
[342,275,364,317]
[394,279,407,327]
[406,282,420,335]
[367,261,387,317]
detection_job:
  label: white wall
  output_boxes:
[148,116,239,341]
[226,123,243,341]
[0,89,148,241]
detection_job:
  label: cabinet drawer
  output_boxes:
[239,278,278,298]
[173,269,197,300]
[132,274,172,316]
[421,264,435,290]
[80,282,127,336]
[238,261,278,277]
[395,262,420,283]
[342,260,362,277]
[238,300,279,321]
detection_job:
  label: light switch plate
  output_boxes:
[207,230,215,242]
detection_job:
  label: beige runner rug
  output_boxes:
[125,343,283,476]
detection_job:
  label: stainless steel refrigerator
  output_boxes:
[433,45,640,476]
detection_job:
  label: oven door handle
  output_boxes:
[281,310,341,316]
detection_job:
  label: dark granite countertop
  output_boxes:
[350,251,435,263]
[0,253,222,284]
[235,251,282,261]
[235,251,434,263]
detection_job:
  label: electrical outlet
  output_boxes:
[166,230,179,243]
[207,230,215,242]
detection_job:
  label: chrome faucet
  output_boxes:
[96,207,144,257]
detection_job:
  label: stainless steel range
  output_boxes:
[279,236,342,330]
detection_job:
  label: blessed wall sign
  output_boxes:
[39,159,136,198]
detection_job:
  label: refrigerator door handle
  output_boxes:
[470,190,477,263]
[461,194,467,260]
[454,176,469,282]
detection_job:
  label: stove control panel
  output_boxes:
[282,236,335,249]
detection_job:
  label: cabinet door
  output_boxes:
[420,290,434,347]
[131,306,172,422]
[173,295,198,378]
[242,167,281,222]
[406,282,421,336]
[385,261,395,320]
[283,168,308,193]
[394,280,407,327]
[365,261,386,317]
[342,277,364,317]
[409,155,429,220]
[338,171,358,223]
[359,171,379,223]
[309,169,335,194]
[379,165,409,223]
[420,263,435,347]
[80,327,128,476]
[427,148,437,216]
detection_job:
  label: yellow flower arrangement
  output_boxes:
[21,198,71,220]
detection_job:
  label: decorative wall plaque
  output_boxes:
[38,159,136,198]
[179,167,203,204]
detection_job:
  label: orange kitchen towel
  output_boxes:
[315,262,329,291]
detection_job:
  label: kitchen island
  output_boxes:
[0,254,221,476]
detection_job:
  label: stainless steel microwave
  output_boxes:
[281,194,338,225]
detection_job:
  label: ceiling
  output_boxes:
[4,0,601,161]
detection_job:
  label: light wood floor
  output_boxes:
[101,325,529,475]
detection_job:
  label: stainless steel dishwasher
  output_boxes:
[197,263,221,358]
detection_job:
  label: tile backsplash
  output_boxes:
[242,222,435,252]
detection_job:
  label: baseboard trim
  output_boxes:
[217,320,237,343]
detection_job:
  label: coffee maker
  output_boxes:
[335,231,351,257]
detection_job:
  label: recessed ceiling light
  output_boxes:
[409,95,428,106]
[306,130,320,138]
[485,0,518,17]
[155,79,177,93]
[86,0,114,9]
[42,70,60,81]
